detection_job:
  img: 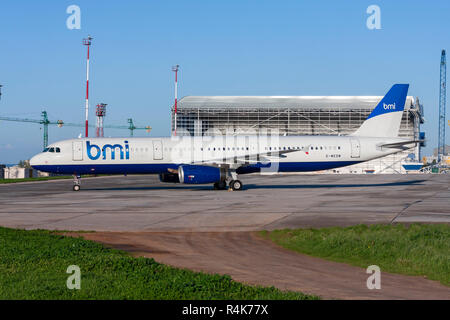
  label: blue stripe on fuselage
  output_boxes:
[237,161,359,174]
[32,161,360,175]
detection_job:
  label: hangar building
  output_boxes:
[171,95,424,174]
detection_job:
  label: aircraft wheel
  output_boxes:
[230,180,243,191]
[214,181,227,190]
[218,181,227,190]
[73,185,81,191]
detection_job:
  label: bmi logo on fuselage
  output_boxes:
[86,141,130,160]
[383,103,396,110]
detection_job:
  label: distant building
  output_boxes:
[424,156,438,164]
[1,164,53,179]
[433,145,450,157]
[3,166,38,179]
[173,95,425,174]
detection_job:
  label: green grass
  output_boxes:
[0,176,72,184]
[261,224,450,286]
[0,227,317,300]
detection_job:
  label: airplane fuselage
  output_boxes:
[30,135,406,175]
[29,84,413,191]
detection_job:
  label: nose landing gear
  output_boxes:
[73,175,81,191]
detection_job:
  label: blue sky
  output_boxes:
[0,0,449,163]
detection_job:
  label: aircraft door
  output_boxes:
[153,140,163,160]
[72,141,83,161]
[350,138,360,158]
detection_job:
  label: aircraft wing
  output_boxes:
[192,146,310,166]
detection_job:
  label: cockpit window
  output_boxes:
[43,147,61,153]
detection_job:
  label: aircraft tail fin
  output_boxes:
[351,84,409,137]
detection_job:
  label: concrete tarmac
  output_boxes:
[1,174,449,299]
[0,174,448,231]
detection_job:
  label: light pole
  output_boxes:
[83,35,93,137]
[172,65,179,136]
[96,103,107,137]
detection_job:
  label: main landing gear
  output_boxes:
[213,170,243,191]
[213,179,243,191]
[229,179,243,191]
[228,170,243,191]
[73,175,81,191]
[213,181,227,190]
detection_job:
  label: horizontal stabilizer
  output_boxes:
[378,140,424,149]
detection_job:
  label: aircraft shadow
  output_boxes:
[85,179,426,191]
[86,185,213,191]
[243,179,426,190]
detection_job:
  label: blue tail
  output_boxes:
[352,84,409,137]
[367,84,409,119]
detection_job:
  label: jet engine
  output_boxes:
[178,165,226,184]
[159,173,180,183]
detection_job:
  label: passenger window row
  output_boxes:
[162,145,342,152]
[130,147,149,152]
[310,146,341,150]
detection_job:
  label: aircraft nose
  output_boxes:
[29,154,42,168]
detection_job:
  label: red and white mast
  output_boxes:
[83,35,93,137]
[172,65,179,136]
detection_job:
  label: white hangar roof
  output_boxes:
[177,96,415,110]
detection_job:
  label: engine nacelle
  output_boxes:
[178,165,225,184]
[159,173,180,183]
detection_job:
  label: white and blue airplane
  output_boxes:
[30,84,421,191]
